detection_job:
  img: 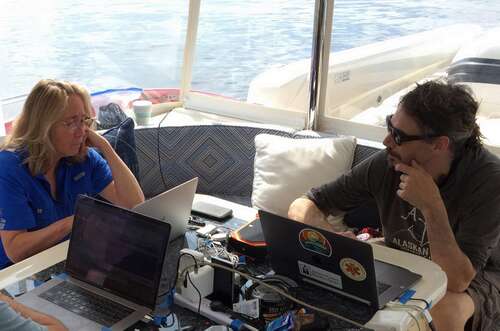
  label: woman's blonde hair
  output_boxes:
[1,79,93,175]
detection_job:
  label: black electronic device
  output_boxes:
[210,256,235,308]
[188,215,206,227]
[244,276,296,322]
[192,201,233,221]
[259,210,422,311]
[227,218,267,260]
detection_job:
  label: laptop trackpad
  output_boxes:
[374,260,421,302]
[17,280,104,331]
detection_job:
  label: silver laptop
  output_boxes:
[18,195,171,331]
[132,177,198,241]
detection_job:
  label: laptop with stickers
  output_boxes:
[258,210,421,310]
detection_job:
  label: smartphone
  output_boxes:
[191,201,233,221]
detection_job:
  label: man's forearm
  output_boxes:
[1,217,72,263]
[288,197,335,231]
[100,143,145,208]
[394,161,476,292]
[422,203,476,292]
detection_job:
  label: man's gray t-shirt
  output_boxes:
[0,301,47,331]
[308,147,500,291]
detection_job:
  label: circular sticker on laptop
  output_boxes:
[299,229,332,257]
[339,258,367,281]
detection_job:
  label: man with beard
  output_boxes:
[288,80,500,331]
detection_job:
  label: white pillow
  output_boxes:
[252,134,356,217]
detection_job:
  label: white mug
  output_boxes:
[132,100,152,126]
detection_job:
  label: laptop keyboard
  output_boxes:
[39,282,134,327]
[376,281,391,294]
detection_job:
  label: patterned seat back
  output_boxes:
[135,125,381,208]
[135,125,295,204]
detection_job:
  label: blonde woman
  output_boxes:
[0,79,145,269]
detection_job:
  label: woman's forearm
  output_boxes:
[0,216,72,263]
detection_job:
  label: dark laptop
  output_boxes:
[18,195,171,331]
[258,210,421,310]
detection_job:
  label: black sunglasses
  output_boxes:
[385,115,440,145]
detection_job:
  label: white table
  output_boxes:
[200,195,447,331]
[0,194,446,331]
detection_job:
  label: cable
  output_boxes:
[154,252,200,327]
[176,257,433,330]
[179,261,368,329]
[197,239,239,266]
[405,298,437,331]
[385,302,426,331]
[156,110,170,190]
[407,298,431,309]
[406,310,422,331]
[158,252,199,298]
[163,312,175,328]
[185,270,203,314]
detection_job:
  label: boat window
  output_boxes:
[320,1,500,149]
[2,1,500,151]
[0,1,188,128]
[190,0,314,105]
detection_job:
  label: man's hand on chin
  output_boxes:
[395,160,443,212]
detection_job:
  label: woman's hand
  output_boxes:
[84,129,111,151]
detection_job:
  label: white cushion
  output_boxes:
[252,134,356,217]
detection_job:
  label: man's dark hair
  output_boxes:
[399,80,482,152]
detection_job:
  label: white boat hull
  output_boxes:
[247,24,482,119]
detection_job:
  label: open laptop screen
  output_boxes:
[66,196,171,309]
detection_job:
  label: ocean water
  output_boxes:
[1,0,499,101]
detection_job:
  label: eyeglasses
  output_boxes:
[385,115,440,145]
[59,116,95,131]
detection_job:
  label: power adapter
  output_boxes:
[180,265,214,304]
[179,249,204,272]
[177,249,206,290]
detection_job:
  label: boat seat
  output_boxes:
[134,123,382,229]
